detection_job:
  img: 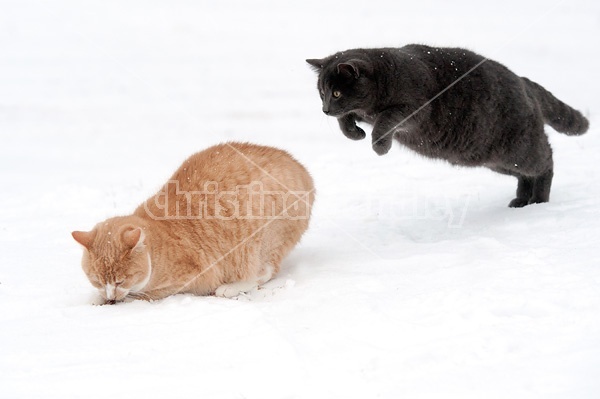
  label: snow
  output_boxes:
[1,0,599,398]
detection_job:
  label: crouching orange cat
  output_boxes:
[72,142,314,304]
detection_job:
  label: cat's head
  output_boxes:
[72,216,151,304]
[306,56,375,117]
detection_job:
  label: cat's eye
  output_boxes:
[333,90,341,98]
[115,280,125,286]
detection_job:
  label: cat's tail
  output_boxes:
[522,77,589,135]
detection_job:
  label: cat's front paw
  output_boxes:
[341,126,366,141]
[372,137,392,155]
[215,285,242,298]
[215,281,258,298]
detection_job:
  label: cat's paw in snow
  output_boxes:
[508,198,529,208]
[215,281,258,298]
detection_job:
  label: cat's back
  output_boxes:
[174,142,313,193]
[398,44,507,82]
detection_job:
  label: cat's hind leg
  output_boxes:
[214,263,275,298]
[509,176,534,208]
[507,168,552,207]
[528,168,553,205]
[492,160,553,207]
[490,166,533,208]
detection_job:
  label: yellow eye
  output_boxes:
[333,90,341,98]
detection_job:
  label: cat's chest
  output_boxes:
[354,110,377,124]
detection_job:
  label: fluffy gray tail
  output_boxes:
[522,77,589,135]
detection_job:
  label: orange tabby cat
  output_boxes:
[72,142,314,304]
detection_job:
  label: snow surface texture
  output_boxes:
[1,1,599,398]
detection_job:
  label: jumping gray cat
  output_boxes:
[307,45,589,207]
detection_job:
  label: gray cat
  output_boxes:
[307,45,589,207]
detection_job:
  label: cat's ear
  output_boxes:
[123,227,145,251]
[306,58,325,72]
[72,230,96,249]
[337,60,371,79]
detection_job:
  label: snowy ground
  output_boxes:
[1,1,599,398]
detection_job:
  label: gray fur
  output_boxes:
[307,44,589,207]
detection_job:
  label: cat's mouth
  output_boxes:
[323,107,347,117]
[99,284,130,304]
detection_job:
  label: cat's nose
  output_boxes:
[105,284,116,300]
[322,108,330,115]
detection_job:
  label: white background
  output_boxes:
[1,1,599,398]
